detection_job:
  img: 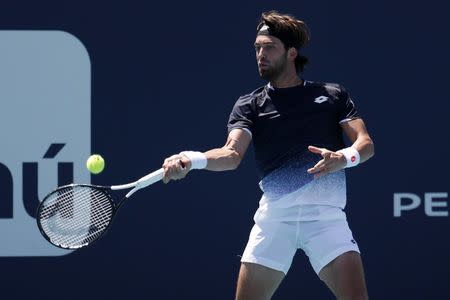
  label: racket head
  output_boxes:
[37,184,116,250]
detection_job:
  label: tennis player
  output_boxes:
[162,11,374,300]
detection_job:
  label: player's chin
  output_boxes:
[258,65,269,73]
[259,69,275,81]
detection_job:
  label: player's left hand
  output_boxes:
[307,145,346,179]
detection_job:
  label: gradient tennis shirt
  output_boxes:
[227,80,360,220]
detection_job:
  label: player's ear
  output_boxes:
[287,47,298,62]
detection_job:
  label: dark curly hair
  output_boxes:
[257,11,310,72]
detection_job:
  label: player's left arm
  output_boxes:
[307,118,374,178]
[340,118,374,163]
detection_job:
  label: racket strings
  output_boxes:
[41,188,112,247]
[38,186,114,249]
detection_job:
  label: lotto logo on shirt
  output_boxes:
[314,96,329,104]
[0,31,91,256]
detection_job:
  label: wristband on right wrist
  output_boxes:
[179,151,207,170]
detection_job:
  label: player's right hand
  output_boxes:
[162,154,191,183]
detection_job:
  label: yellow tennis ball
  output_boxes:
[86,154,105,174]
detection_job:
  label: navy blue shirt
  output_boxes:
[228,80,359,180]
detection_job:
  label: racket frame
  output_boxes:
[36,168,164,249]
[37,184,121,250]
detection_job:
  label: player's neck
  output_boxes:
[270,72,302,88]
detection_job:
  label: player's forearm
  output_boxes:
[351,135,375,163]
[203,147,242,171]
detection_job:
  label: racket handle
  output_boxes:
[124,168,164,198]
[111,168,164,192]
[136,168,165,188]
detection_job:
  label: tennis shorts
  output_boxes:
[241,217,360,275]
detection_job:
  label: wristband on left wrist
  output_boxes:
[337,147,360,168]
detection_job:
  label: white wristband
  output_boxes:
[337,147,360,168]
[179,151,207,170]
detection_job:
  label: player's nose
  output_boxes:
[256,48,265,59]
[255,46,266,58]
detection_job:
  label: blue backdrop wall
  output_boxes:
[0,1,449,299]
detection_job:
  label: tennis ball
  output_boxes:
[86,154,105,174]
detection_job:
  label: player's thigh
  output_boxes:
[236,262,285,300]
[318,251,368,300]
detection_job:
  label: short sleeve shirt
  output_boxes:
[227,80,360,209]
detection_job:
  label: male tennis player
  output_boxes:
[162,11,374,300]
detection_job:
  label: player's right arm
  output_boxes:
[204,128,252,171]
[162,128,251,183]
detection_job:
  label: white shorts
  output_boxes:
[241,217,360,275]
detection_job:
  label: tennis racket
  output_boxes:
[36,168,165,250]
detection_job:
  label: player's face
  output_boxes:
[254,35,288,81]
